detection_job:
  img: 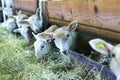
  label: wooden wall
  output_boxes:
[43,0,120,42]
[13,0,36,13]
[12,0,120,41]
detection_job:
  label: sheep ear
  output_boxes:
[67,21,78,31]
[33,32,53,40]
[16,10,23,15]
[32,32,38,40]
[89,38,114,55]
[39,33,53,40]
[9,16,15,19]
[13,28,21,33]
[36,8,40,19]
[19,21,29,25]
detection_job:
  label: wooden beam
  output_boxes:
[47,0,120,32]
[48,18,120,42]
[42,0,120,42]
[13,0,36,13]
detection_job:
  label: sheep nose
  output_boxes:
[41,45,44,48]
[62,50,67,55]
[14,19,16,22]
[34,30,40,34]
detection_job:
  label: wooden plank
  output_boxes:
[46,0,120,33]
[49,18,120,42]
[13,0,36,13]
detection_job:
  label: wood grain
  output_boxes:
[46,0,120,32]
[48,18,120,42]
[13,0,36,13]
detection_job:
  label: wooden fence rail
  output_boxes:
[42,0,120,42]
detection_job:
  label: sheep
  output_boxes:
[14,14,28,28]
[89,38,120,80]
[2,0,14,17]
[34,25,59,40]
[5,0,13,7]
[4,12,27,31]
[32,25,59,59]
[13,21,33,42]
[33,37,54,60]
[25,7,43,34]
[3,7,13,18]
[45,21,78,55]
[5,16,17,32]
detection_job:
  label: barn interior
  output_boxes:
[0,0,119,80]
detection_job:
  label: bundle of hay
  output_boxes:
[0,26,100,80]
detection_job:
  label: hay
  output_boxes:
[0,25,101,80]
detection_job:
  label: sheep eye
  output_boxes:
[20,26,22,28]
[67,34,69,37]
[111,54,115,58]
[53,38,55,41]
[41,45,44,50]
[46,39,51,42]
[14,19,16,22]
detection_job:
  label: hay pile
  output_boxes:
[0,25,101,80]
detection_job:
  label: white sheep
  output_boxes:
[5,0,13,7]
[34,25,59,40]
[14,14,28,28]
[32,25,59,59]
[3,7,13,18]
[25,7,43,34]
[89,38,120,80]
[46,21,78,55]
[6,16,17,32]
[13,21,33,42]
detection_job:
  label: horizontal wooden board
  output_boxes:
[13,0,36,13]
[48,18,120,42]
[46,0,120,33]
